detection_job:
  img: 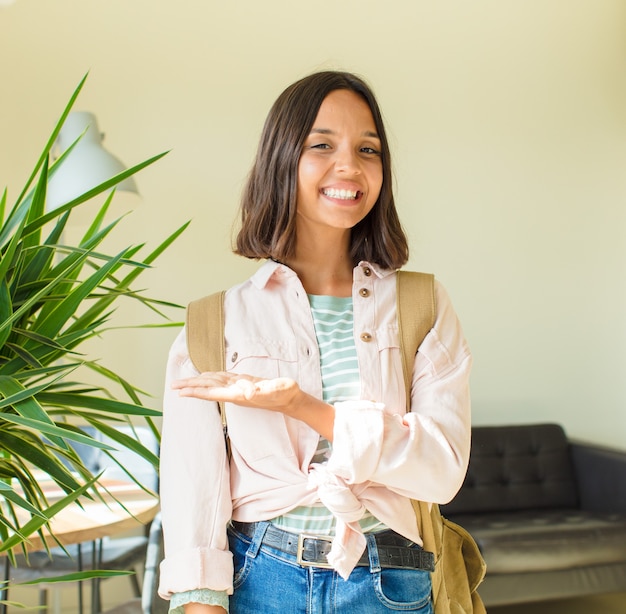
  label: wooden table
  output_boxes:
[12,478,159,553]
[2,477,159,614]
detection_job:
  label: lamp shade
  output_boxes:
[46,111,138,211]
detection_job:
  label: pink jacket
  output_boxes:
[158,260,472,596]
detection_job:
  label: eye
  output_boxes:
[360,146,381,156]
[309,143,331,150]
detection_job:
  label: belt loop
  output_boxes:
[247,521,270,559]
[366,533,381,573]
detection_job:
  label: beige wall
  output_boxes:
[1,0,625,448]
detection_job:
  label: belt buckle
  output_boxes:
[296,533,334,569]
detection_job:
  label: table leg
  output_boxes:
[91,540,102,614]
[77,543,84,614]
[1,556,9,614]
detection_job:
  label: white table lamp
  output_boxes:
[46,111,138,212]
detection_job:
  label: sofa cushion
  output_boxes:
[449,509,626,574]
[443,423,578,515]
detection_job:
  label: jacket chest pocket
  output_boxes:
[226,338,298,379]
[362,327,405,412]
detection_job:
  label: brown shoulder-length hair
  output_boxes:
[234,71,409,269]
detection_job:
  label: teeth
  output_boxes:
[323,188,358,200]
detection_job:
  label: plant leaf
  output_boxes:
[15,569,133,586]
[0,481,47,519]
[35,392,161,417]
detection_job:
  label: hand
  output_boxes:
[173,371,335,440]
[173,371,301,414]
[184,604,226,613]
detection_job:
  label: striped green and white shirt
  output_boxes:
[272,294,385,535]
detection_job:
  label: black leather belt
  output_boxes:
[231,521,435,572]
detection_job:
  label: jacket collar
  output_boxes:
[250,259,395,290]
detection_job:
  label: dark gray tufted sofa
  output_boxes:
[441,423,626,606]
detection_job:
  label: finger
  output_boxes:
[175,378,257,402]
[176,385,234,401]
[172,372,231,389]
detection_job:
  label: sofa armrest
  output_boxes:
[570,440,626,513]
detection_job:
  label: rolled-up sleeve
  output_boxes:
[158,329,234,599]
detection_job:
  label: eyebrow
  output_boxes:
[309,128,380,139]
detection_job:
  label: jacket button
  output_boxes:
[363,266,372,276]
[231,352,238,363]
[359,288,370,298]
[360,332,373,342]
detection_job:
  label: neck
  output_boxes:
[285,230,354,297]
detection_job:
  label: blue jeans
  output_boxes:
[228,522,433,613]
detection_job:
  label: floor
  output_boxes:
[490,592,626,614]
[5,581,626,613]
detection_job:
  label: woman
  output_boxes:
[158,71,472,613]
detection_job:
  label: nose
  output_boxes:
[334,146,361,174]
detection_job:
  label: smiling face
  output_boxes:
[295,89,383,243]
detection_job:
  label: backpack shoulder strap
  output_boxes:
[185,290,228,451]
[396,270,436,412]
[186,291,226,373]
[396,272,448,602]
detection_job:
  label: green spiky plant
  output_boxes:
[0,74,185,580]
